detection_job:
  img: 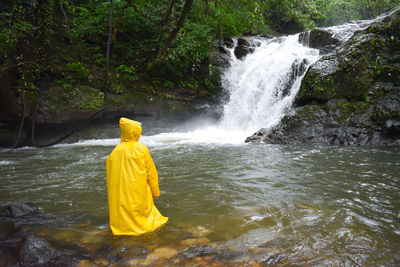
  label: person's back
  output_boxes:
[106,117,168,235]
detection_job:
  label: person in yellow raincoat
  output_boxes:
[106,117,168,235]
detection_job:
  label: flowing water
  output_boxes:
[1,24,400,266]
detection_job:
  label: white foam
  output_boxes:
[54,138,119,147]
[141,127,250,147]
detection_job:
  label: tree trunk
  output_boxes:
[152,0,176,61]
[159,0,194,58]
[111,0,132,44]
[366,0,375,18]
[103,0,114,106]
[59,0,73,43]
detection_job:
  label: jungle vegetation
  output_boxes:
[0,0,399,109]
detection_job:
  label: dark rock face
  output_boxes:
[247,8,400,146]
[299,29,340,53]
[1,202,40,217]
[246,97,400,146]
[18,236,60,266]
[211,36,270,72]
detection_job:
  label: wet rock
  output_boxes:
[144,246,178,265]
[373,87,400,127]
[77,259,94,267]
[180,238,210,247]
[248,8,400,146]
[0,202,58,229]
[278,58,310,99]
[51,229,80,243]
[79,229,109,245]
[234,37,260,60]
[180,238,197,246]
[188,226,213,237]
[18,235,60,265]
[180,245,212,259]
[0,220,14,237]
[299,29,339,53]
[194,238,210,246]
[210,50,232,71]
[385,119,400,133]
[297,8,400,106]
[1,202,40,217]
[246,97,400,146]
[78,258,109,267]
[17,234,87,266]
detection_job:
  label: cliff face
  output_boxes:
[246,8,400,146]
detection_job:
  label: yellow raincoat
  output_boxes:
[106,117,168,235]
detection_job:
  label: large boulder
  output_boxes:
[296,8,400,106]
[1,202,40,217]
[299,28,340,53]
[210,36,270,72]
[234,37,261,59]
[246,96,399,146]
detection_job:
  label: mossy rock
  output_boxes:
[296,10,399,106]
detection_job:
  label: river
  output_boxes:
[1,120,400,265]
[1,19,400,266]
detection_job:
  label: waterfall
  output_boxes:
[131,34,321,146]
[66,34,321,147]
[219,35,319,133]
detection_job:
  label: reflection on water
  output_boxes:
[1,132,399,265]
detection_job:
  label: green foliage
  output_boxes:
[1,0,399,116]
[321,0,400,26]
[372,53,383,75]
[116,64,139,81]
[66,62,89,79]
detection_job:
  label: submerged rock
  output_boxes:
[0,202,91,266]
[18,235,60,266]
[187,226,213,237]
[180,237,210,247]
[144,246,178,265]
[1,202,40,217]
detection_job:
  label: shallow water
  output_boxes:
[1,118,400,266]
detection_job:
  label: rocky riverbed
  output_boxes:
[0,202,281,266]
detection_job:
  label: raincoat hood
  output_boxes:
[119,117,142,142]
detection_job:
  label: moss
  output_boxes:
[314,75,337,98]
[297,105,322,121]
[42,85,104,112]
[300,73,337,101]
[78,87,104,110]
[330,99,363,122]
[381,65,400,84]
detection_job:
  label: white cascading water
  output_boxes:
[219,34,319,132]
[140,34,320,146]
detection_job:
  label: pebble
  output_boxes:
[144,246,178,265]
[180,237,210,246]
[50,230,79,243]
[77,259,93,267]
[188,226,213,237]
